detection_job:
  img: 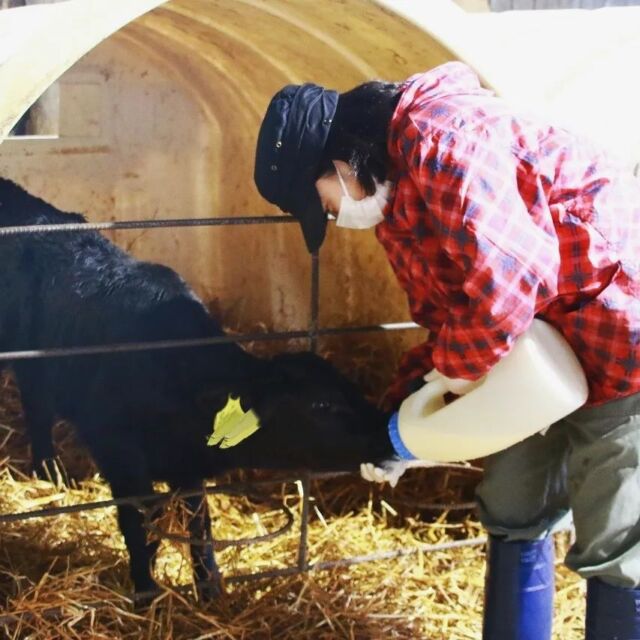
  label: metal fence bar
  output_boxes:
[0,473,351,524]
[219,537,489,587]
[0,322,421,362]
[310,537,488,571]
[309,251,320,353]
[296,472,312,572]
[0,215,296,236]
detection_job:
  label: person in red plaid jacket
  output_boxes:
[254,61,640,639]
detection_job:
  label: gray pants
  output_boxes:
[476,392,640,588]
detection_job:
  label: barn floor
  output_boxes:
[0,371,585,639]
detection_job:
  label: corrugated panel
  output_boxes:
[491,0,639,9]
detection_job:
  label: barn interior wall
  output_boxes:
[0,1,448,390]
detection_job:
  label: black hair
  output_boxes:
[317,81,402,195]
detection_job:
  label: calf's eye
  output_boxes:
[311,400,332,411]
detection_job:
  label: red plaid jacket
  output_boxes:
[377,62,640,407]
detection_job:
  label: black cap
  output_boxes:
[254,83,338,253]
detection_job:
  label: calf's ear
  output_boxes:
[196,384,256,414]
[267,354,319,385]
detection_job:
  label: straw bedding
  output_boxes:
[0,364,585,639]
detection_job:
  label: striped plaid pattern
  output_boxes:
[377,62,640,407]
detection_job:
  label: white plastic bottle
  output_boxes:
[388,319,589,462]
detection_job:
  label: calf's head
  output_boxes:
[207,352,394,472]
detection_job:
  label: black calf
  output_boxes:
[0,179,393,592]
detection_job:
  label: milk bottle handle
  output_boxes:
[410,377,449,413]
[391,377,450,461]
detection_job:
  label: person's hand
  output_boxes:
[379,374,426,412]
[360,458,408,488]
[423,368,479,396]
[360,457,437,488]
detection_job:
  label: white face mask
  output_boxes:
[334,165,391,229]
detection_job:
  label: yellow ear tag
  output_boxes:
[207,395,261,449]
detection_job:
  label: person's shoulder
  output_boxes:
[395,108,483,157]
[401,62,484,98]
[393,81,497,150]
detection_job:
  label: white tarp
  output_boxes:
[0,0,165,142]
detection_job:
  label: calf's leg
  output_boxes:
[16,379,57,480]
[94,441,159,594]
[181,483,222,596]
